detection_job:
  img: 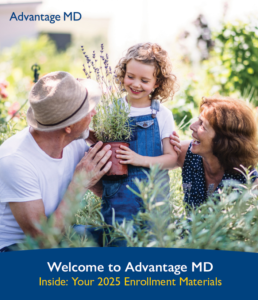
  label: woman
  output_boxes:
[170,96,258,208]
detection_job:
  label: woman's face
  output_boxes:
[189,111,216,157]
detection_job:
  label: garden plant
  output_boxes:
[16,165,258,251]
[81,44,132,178]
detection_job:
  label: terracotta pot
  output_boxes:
[102,142,129,180]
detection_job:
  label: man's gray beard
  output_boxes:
[78,129,89,140]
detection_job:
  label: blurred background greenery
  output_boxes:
[1,17,258,141]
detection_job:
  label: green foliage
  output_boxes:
[0,80,26,145]
[0,120,19,146]
[103,165,258,251]
[76,191,103,227]
[204,19,258,102]
[0,35,88,121]
[0,34,86,79]
[82,45,132,142]
[18,164,258,252]
[93,98,132,142]
[171,79,199,131]
[0,35,93,145]
[18,173,101,250]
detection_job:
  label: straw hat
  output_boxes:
[27,71,101,131]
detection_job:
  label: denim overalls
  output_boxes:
[101,99,170,226]
[73,99,170,246]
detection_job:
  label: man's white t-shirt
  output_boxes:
[0,127,88,249]
[121,97,175,151]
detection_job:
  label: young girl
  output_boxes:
[101,43,179,228]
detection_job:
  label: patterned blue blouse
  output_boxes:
[182,142,258,208]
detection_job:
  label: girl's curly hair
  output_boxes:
[115,43,178,102]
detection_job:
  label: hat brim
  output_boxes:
[27,78,101,132]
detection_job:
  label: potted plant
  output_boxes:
[81,44,132,179]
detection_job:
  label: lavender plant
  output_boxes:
[81,44,132,142]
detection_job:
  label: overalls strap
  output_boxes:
[151,99,160,118]
[151,99,160,111]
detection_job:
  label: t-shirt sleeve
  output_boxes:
[0,155,41,203]
[159,106,175,140]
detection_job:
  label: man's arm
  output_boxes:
[9,197,69,239]
[8,141,112,240]
[9,200,46,238]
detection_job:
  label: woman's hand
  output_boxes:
[116,145,142,166]
[169,131,181,156]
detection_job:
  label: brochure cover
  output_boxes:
[0,1,258,299]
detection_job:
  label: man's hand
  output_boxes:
[72,141,112,192]
[115,145,142,166]
[169,131,181,156]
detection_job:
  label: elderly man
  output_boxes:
[0,71,113,252]
[0,71,181,251]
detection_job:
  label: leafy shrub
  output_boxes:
[0,79,24,145]
[17,164,258,252]
[171,79,199,130]
[0,35,91,134]
[105,165,258,250]
[204,19,258,102]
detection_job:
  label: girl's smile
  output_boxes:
[129,87,144,94]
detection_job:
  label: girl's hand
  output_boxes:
[116,145,142,166]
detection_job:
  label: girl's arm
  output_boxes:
[116,137,178,169]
